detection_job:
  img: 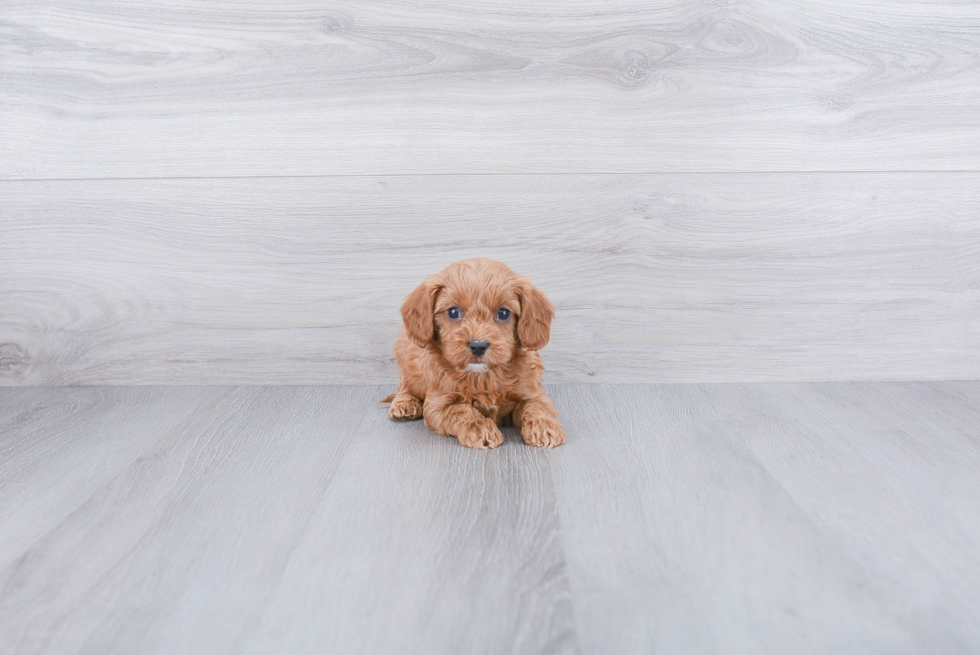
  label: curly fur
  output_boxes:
[382,258,565,449]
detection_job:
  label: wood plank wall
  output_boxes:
[2,0,979,384]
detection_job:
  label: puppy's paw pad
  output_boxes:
[457,420,504,449]
[521,417,565,448]
[389,396,423,420]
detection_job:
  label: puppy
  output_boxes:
[382,258,565,449]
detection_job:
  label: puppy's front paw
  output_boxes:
[456,419,504,449]
[389,395,423,421]
[521,417,565,448]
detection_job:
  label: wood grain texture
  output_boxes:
[1,383,979,653]
[3,0,980,178]
[236,391,574,655]
[0,386,235,573]
[0,386,376,654]
[2,174,978,385]
[0,385,574,655]
[549,382,980,653]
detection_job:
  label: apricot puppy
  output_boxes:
[382,258,565,449]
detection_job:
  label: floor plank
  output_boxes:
[0,385,575,655]
[738,382,980,646]
[0,387,234,573]
[549,383,980,654]
[3,173,978,385]
[3,0,980,178]
[236,388,575,655]
[1,383,979,654]
[0,386,373,655]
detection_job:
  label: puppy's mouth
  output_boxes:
[465,363,488,373]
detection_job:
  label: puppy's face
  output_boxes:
[433,271,520,373]
[401,259,554,373]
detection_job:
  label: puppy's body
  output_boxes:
[384,258,565,449]
[390,327,543,425]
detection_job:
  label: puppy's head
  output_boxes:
[401,258,554,372]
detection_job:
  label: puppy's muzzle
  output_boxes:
[468,340,489,357]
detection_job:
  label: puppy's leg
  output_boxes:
[513,394,565,448]
[423,394,504,449]
[387,334,424,420]
[388,390,423,420]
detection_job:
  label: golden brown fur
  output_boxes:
[381,258,565,449]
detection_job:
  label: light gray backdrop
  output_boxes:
[2,0,979,385]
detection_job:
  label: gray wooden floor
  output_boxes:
[1,383,978,654]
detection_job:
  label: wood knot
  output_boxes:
[0,343,30,378]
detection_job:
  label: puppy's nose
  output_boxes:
[468,340,489,357]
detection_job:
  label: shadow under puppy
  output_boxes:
[382,258,565,449]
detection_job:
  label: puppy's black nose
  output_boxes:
[468,340,489,357]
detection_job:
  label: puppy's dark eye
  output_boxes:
[447,307,461,320]
[496,308,511,321]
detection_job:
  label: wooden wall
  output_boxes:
[2,1,979,384]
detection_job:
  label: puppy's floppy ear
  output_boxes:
[516,276,554,351]
[401,275,441,347]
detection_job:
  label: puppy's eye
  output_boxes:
[447,307,461,320]
[496,308,511,321]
